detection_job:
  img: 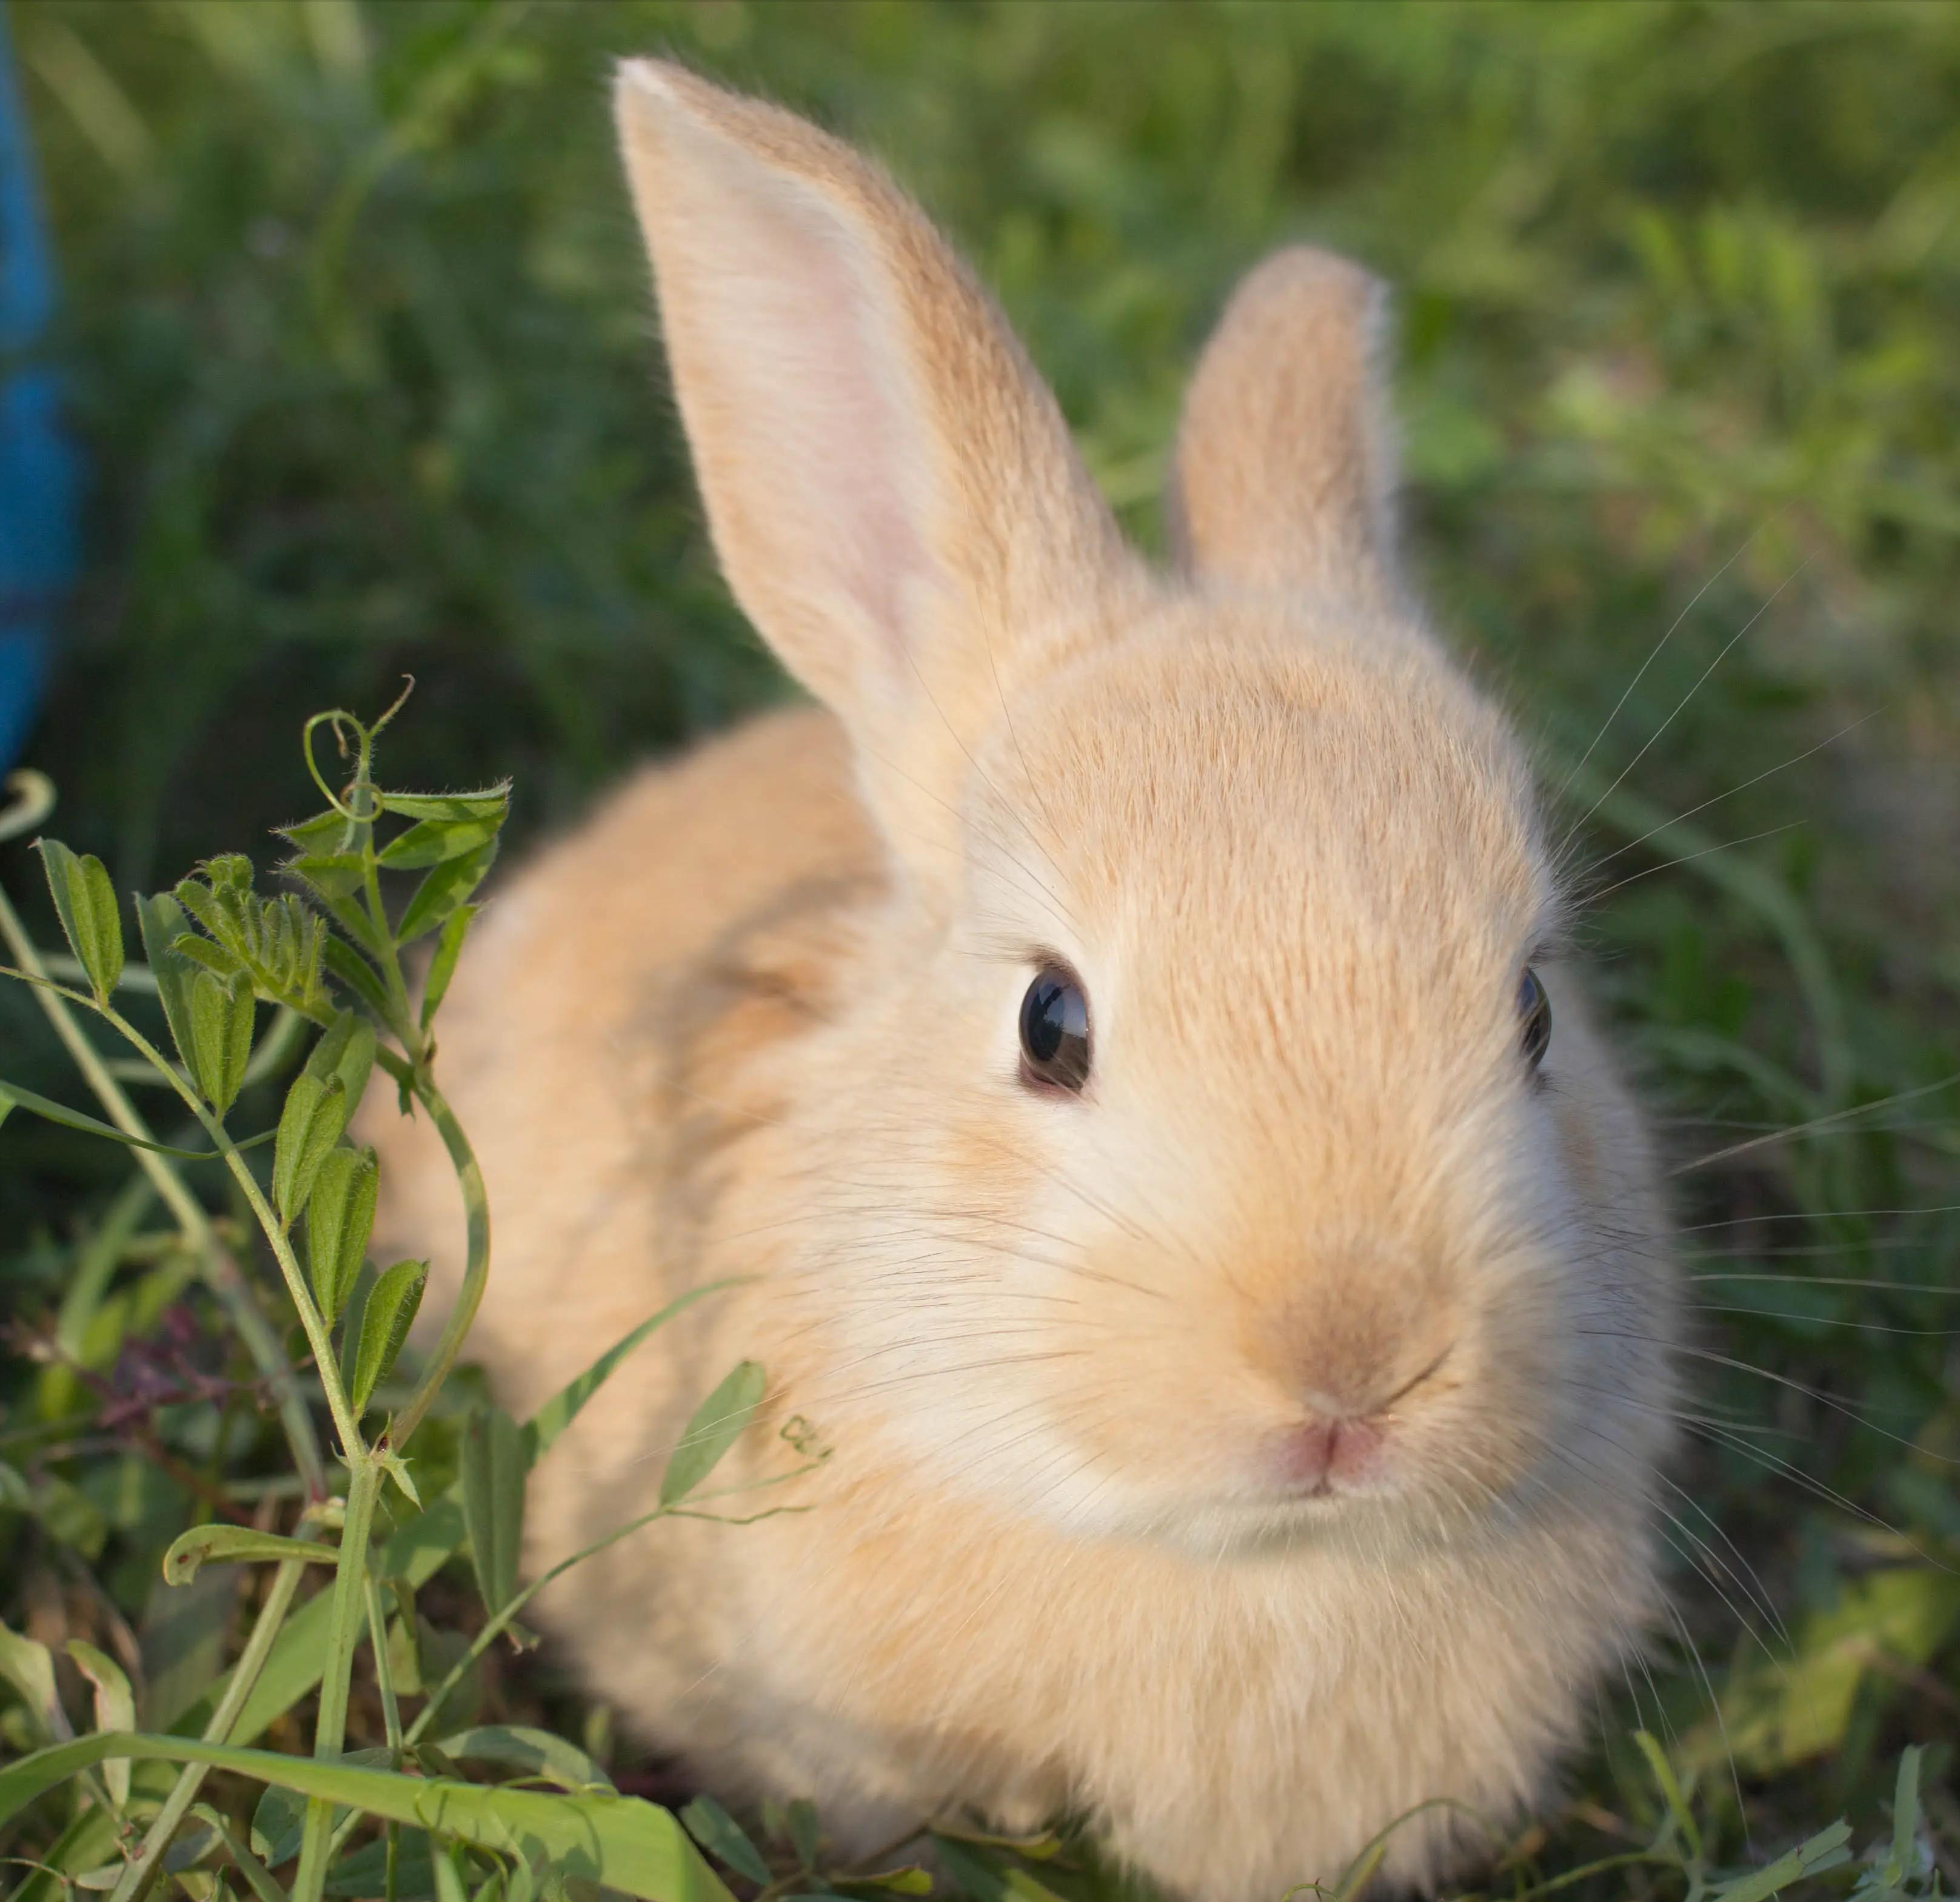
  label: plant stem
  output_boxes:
[404,1498,672,1746]
[293,1455,383,1902]
[363,1574,403,1753]
[343,722,421,1057]
[84,995,367,1465]
[363,1576,404,1902]
[401,1462,813,1746]
[109,1555,312,1902]
[384,1074,487,1451]
[0,879,329,1498]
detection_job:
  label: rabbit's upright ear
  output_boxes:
[1166,248,1400,604]
[614,61,1131,829]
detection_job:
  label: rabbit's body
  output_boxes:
[369,61,1677,1900]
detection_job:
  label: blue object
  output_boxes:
[0,12,80,773]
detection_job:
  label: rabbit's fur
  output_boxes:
[369,60,1677,1900]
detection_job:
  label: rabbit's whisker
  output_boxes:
[1553,518,1771,804]
[1677,1202,1960,1231]
[1588,710,1876,872]
[1690,1270,1960,1293]
[1688,1304,1960,1336]
[1667,1071,1960,1174]
[1679,1416,1948,1570]
[1582,822,1802,906]
[1565,560,1808,848]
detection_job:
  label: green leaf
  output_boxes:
[929,1840,1013,1902]
[267,894,330,1008]
[0,1459,108,1558]
[845,1869,931,1895]
[252,1777,310,1867]
[421,903,478,1030]
[173,932,247,980]
[338,1260,380,1405]
[278,810,354,856]
[660,1361,767,1507]
[524,1285,736,1466]
[1687,1568,1960,1776]
[435,1727,614,1793]
[289,851,367,901]
[175,869,246,950]
[1633,1730,1702,1863]
[1708,1820,1854,1902]
[323,936,395,1023]
[64,1643,134,1807]
[187,966,255,1113]
[308,1145,378,1322]
[36,839,124,1001]
[136,894,199,1073]
[160,1821,221,1876]
[0,1618,64,1743]
[0,1080,244,1160]
[0,1733,737,1902]
[397,840,498,945]
[380,814,503,870]
[252,1747,389,1866]
[273,1072,349,1223]
[326,1832,436,1900]
[142,1563,239,1732]
[1887,1745,1924,1886]
[433,1841,470,1902]
[160,1526,336,1587]
[352,1259,428,1413]
[305,1008,378,1112]
[679,1795,771,1887]
[203,853,253,892]
[461,1406,526,1622]
[173,1294,737,1753]
[189,1803,287,1902]
[295,869,392,961]
[380,786,511,822]
[380,1447,423,1508]
[786,1800,819,1872]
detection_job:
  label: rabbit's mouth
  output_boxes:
[1265,1339,1457,1499]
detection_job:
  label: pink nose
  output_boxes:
[1280,1415,1386,1493]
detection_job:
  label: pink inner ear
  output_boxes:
[670,146,935,678]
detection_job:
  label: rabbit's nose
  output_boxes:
[1279,1414,1386,1493]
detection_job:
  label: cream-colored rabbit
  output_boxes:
[368,59,1677,1900]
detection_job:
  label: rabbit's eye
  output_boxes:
[1020,965,1091,1093]
[1517,966,1551,1070]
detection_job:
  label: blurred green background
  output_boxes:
[6,0,1960,1877]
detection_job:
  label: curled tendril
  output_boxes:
[0,770,57,845]
[369,674,416,739]
[300,711,367,820]
[300,680,413,826]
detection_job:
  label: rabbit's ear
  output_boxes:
[1166,248,1400,603]
[614,61,1129,775]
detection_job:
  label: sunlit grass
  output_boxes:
[4,2,1958,1896]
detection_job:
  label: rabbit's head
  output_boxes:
[616,62,1676,1555]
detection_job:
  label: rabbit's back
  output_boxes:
[369,703,875,1425]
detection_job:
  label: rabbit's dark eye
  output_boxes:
[1020,966,1091,1093]
[1517,966,1551,1070]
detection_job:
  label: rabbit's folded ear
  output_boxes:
[1167,247,1400,604]
[614,61,1132,828]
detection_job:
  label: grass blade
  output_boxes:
[460,1406,526,1622]
[0,1733,736,1902]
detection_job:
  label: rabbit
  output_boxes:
[366,58,1679,1902]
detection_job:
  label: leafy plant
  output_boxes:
[7,2,1960,1898]
[0,702,788,1902]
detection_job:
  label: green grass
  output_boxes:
[4,1,1959,1897]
